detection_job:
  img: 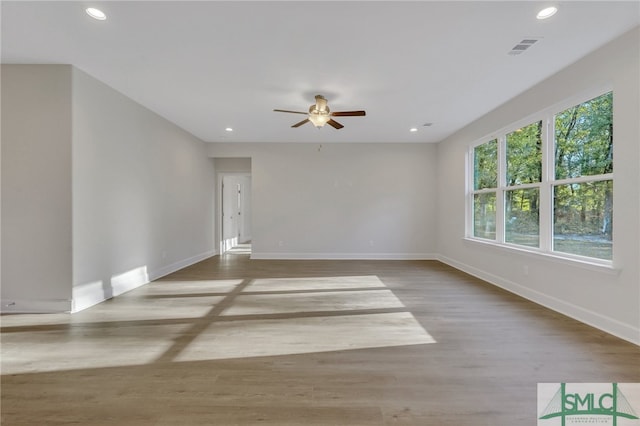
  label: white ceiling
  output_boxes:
[2,1,638,144]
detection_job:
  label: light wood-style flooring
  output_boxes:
[2,256,639,425]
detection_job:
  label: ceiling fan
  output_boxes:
[274,95,366,129]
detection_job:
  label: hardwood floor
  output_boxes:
[2,256,639,425]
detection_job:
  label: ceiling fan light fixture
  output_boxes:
[308,113,330,128]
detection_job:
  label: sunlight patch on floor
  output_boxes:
[246,275,387,292]
[222,290,404,316]
[175,312,435,362]
[1,275,435,374]
[177,275,435,361]
[1,323,189,375]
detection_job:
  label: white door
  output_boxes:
[221,176,240,252]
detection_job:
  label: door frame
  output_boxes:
[217,172,251,254]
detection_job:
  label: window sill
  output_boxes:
[463,237,620,275]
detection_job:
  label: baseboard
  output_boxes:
[72,280,113,312]
[436,254,640,346]
[0,298,72,313]
[72,265,151,313]
[148,250,216,281]
[250,252,437,260]
[72,250,216,313]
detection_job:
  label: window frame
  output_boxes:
[466,87,614,267]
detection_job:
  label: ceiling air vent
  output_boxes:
[508,38,541,56]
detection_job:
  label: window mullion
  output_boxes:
[554,173,614,186]
[539,115,554,253]
[496,135,506,243]
[466,148,473,238]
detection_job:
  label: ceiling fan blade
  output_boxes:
[331,111,366,117]
[292,119,310,128]
[327,119,344,129]
[274,109,308,115]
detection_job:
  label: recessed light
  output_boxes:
[536,6,557,20]
[225,128,233,132]
[86,7,107,20]
[410,128,418,132]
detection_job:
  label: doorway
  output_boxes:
[219,173,251,254]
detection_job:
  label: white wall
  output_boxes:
[209,143,437,259]
[1,65,216,313]
[213,157,251,173]
[71,68,216,311]
[436,27,640,344]
[1,65,73,312]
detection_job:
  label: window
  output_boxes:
[505,121,542,248]
[472,139,497,240]
[553,92,613,259]
[468,91,613,262]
